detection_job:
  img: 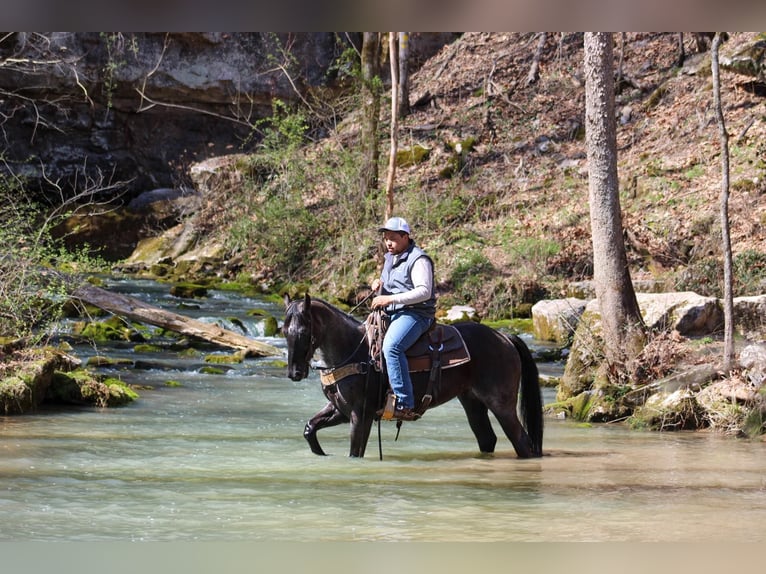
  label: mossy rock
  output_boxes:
[199,365,229,374]
[0,377,33,414]
[227,317,247,333]
[246,308,270,317]
[72,316,145,343]
[87,355,134,368]
[149,263,172,277]
[102,377,140,406]
[44,368,138,408]
[0,347,81,414]
[204,353,244,364]
[170,282,209,298]
[629,388,705,431]
[60,299,108,318]
[396,145,430,167]
[262,315,279,337]
[133,343,163,353]
[177,348,201,358]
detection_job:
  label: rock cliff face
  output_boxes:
[2,33,334,198]
[0,32,456,201]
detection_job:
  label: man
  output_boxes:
[371,216,436,421]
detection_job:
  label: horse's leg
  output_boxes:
[458,393,497,454]
[489,403,537,459]
[489,337,543,458]
[348,407,375,458]
[468,362,537,458]
[304,401,349,456]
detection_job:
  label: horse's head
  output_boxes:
[283,292,314,381]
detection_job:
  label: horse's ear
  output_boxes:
[303,292,311,314]
[284,293,291,308]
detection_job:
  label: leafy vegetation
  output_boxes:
[0,175,107,342]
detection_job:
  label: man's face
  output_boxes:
[382,231,409,255]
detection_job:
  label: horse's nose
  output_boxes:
[288,366,305,381]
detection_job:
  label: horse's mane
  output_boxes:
[310,297,364,329]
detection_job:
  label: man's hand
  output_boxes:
[371,295,394,309]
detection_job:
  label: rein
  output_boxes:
[315,328,368,378]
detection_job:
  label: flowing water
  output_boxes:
[1,278,765,543]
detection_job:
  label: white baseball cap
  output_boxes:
[378,216,411,234]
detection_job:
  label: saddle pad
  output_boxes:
[406,324,471,373]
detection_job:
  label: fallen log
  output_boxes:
[72,284,281,357]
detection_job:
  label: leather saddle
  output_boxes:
[405,324,471,372]
[365,313,471,373]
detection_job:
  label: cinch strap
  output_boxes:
[319,363,368,386]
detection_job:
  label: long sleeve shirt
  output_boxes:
[385,255,434,306]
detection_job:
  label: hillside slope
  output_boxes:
[328,32,766,316]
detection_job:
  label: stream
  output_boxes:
[1,277,765,543]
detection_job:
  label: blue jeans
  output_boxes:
[382,310,433,410]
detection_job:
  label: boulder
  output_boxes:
[633,387,704,430]
[635,291,723,336]
[733,295,766,340]
[443,305,479,322]
[576,291,723,337]
[531,298,587,344]
[739,342,766,386]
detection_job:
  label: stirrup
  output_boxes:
[376,394,397,420]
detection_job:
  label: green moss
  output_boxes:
[395,145,430,167]
[133,343,162,353]
[569,391,595,421]
[204,353,244,364]
[262,315,279,337]
[199,366,228,374]
[743,408,766,438]
[170,283,209,298]
[103,377,139,406]
[177,348,200,358]
[164,380,183,387]
[72,316,147,343]
[149,263,171,277]
[46,369,138,407]
[0,377,31,414]
[86,355,134,367]
[483,318,533,333]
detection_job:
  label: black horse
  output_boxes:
[283,293,543,458]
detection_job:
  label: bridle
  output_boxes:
[287,299,370,373]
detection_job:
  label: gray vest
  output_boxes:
[381,241,436,317]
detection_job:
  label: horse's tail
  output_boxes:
[507,333,544,456]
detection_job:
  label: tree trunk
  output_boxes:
[583,32,645,369]
[397,32,410,118]
[711,32,735,370]
[72,284,280,357]
[385,32,399,220]
[359,32,381,198]
[526,32,547,86]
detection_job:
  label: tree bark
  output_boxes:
[711,32,735,370]
[385,32,399,220]
[583,32,645,368]
[359,32,381,198]
[526,32,547,86]
[72,284,280,357]
[397,32,410,118]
